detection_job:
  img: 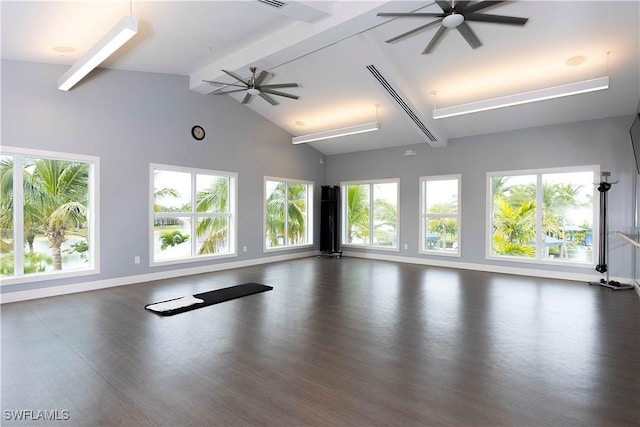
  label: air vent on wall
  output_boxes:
[258,0,286,8]
[366,64,444,146]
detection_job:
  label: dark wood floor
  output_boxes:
[2,257,639,426]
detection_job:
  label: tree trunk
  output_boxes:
[47,226,65,270]
[26,230,35,252]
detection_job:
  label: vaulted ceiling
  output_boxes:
[2,1,639,155]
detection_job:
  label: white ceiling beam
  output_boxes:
[189,1,397,94]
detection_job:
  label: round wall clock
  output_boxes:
[191,125,205,141]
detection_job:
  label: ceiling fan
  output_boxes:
[378,0,528,54]
[204,66,299,106]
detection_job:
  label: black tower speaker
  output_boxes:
[320,185,341,256]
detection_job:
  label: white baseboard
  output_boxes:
[3,250,637,303]
[341,250,634,285]
[0,251,316,304]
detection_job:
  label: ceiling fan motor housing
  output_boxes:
[443,13,464,28]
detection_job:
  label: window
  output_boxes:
[342,179,399,250]
[488,166,597,265]
[0,147,99,284]
[420,175,461,256]
[264,178,313,250]
[151,164,236,265]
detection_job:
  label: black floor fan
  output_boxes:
[589,173,633,290]
[319,185,342,258]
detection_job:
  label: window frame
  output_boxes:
[419,174,461,257]
[263,176,314,252]
[150,163,237,266]
[486,165,599,267]
[340,178,400,251]
[0,146,100,285]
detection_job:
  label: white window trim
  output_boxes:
[341,178,400,252]
[419,174,461,257]
[0,146,100,285]
[263,176,314,252]
[150,163,237,267]
[486,165,600,267]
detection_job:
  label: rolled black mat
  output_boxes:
[145,283,273,316]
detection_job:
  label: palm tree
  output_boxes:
[265,182,308,247]
[0,156,13,273]
[491,176,512,200]
[153,187,179,212]
[345,185,400,246]
[196,177,230,254]
[153,171,181,226]
[280,183,307,245]
[0,156,15,242]
[265,182,285,247]
[541,182,584,257]
[504,182,536,210]
[427,200,458,250]
[373,198,398,246]
[346,185,370,243]
[153,185,182,226]
[154,176,233,255]
[23,158,89,270]
[493,233,536,257]
[159,230,189,250]
[492,198,536,256]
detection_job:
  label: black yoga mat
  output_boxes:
[145,283,273,316]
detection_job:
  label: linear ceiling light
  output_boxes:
[292,121,379,144]
[432,76,609,119]
[58,16,138,91]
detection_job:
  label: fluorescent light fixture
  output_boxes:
[292,121,380,144]
[432,76,609,119]
[58,16,138,91]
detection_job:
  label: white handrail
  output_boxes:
[615,231,640,249]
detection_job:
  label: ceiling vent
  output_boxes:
[258,0,287,8]
[254,0,330,23]
[366,64,445,146]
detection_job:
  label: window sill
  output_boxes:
[486,254,594,268]
[341,244,400,252]
[264,244,314,253]
[0,267,100,286]
[419,250,461,258]
[151,252,237,268]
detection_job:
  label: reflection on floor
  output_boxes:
[2,257,639,426]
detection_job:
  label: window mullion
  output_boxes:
[536,174,544,260]
[191,173,197,257]
[284,183,289,245]
[369,184,374,246]
[13,156,24,277]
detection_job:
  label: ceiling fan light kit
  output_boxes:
[432,76,610,119]
[442,13,464,28]
[58,16,138,91]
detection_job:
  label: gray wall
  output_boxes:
[325,115,638,279]
[1,60,325,294]
[2,59,637,296]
